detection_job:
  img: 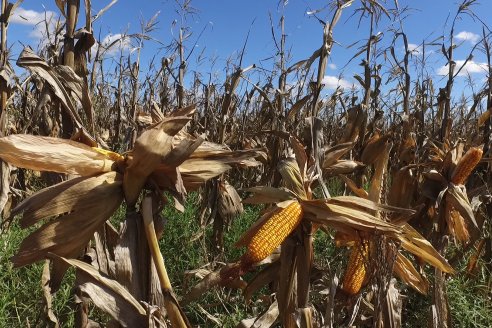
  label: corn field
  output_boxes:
[0,0,491,327]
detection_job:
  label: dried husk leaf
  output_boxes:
[177,159,231,190]
[237,300,279,328]
[445,204,470,243]
[51,255,147,327]
[114,212,151,303]
[0,134,115,175]
[446,184,478,228]
[278,158,306,199]
[12,172,123,267]
[302,199,401,234]
[242,186,295,204]
[396,224,454,274]
[41,261,60,327]
[322,142,354,168]
[339,175,368,199]
[243,261,280,302]
[393,252,429,294]
[324,160,365,176]
[123,117,190,206]
[218,181,243,222]
[388,167,417,208]
[13,172,123,228]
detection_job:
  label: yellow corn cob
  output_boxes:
[451,147,483,184]
[341,240,369,295]
[241,201,303,268]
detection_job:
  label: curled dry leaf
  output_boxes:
[0,134,116,176]
[324,160,365,176]
[394,252,429,294]
[242,186,295,204]
[218,180,244,222]
[123,117,190,206]
[50,255,148,327]
[13,172,123,228]
[396,224,454,274]
[237,300,279,328]
[12,172,123,267]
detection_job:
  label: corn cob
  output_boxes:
[451,147,483,184]
[240,201,303,269]
[341,240,369,295]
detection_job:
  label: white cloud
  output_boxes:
[455,31,480,44]
[407,43,422,54]
[328,63,337,70]
[92,33,132,57]
[322,75,355,90]
[10,7,59,44]
[10,7,54,25]
[437,59,488,76]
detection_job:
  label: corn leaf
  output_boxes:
[0,134,115,175]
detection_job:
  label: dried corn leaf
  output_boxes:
[339,175,368,199]
[394,252,429,294]
[124,117,190,206]
[51,255,147,327]
[114,212,152,303]
[446,184,478,228]
[237,300,279,328]
[278,158,306,199]
[322,141,354,168]
[163,136,204,167]
[388,167,417,208]
[302,199,401,234]
[397,224,454,274]
[324,160,364,176]
[218,181,243,222]
[244,261,280,302]
[0,134,115,175]
[13,172,123,228]
[178,160,231,190]
[41,261,60,327]
[16,47,84,128]
[328,196,415,216]
[12,173,123,267]
[242,186,295,204]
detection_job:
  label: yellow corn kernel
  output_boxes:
[341,240,369,295]
[241,201,303,267]
[451,147,482,184]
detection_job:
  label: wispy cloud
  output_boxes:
[10,7,54,25]
[10,7,60,43]
[407,43,422,54]
[322,75,355,90]
[328,63,337,70]
[92,33,132,57]
[437,59,488,76]
[455,31,480,44]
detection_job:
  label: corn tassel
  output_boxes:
[451,147,482,184]
[241,201,303,269]
[341,240,369,295]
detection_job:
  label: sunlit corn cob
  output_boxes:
[341,240,369,295]
[240,201,303,268]
[451,147,483,184]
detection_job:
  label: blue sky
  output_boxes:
[7,0,492,97]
